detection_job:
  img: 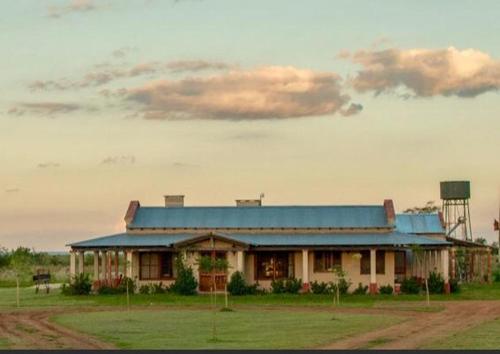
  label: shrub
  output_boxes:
[284,278,302,294]
[334,278,352,295]
[379,284,393,295]
[450,278,460,293]
[117,276,136,294]
[427,271,445,294]
[401,277,421,294]
[271,279,286,294]
[352,282,368,295]
[151,282,166,294]
[61,273,92,295]
[170,254,198,295]
[493,265,500,282]
[97,285,123,295]
[139,284,150,294]
[311,281,330,294]
[227,271,255,295]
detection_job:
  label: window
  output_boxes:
[376,250,385,274]
[314,251,342,272]
[395,251,406,275]
[140,252,173,280]
[360,250,370,275]
[255,252,290,280]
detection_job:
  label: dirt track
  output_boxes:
[0,309,114,349]
[0,301,499,349]
[321,300,500,349]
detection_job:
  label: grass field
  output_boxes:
[424,317,500,349]
[52,308,402,349]
[1,282,498,310]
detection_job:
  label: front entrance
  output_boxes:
[198,251,227,292]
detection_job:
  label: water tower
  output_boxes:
[440,181,472,240]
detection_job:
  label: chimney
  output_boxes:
[236,199,262,207]
[164,195,184,207]
[383,199,395,226]
[124,200,140,225]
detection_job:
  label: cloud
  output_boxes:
[120,66,360,120]
[5,188,20,193]
[101,155,136,165]
[37,162,60,169]
[29,60,232,91]
[166,60,233,73]
[47,0,96,18]
[344,46,500,98]
[7,102,82,117]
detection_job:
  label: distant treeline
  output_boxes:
[0,246,70,269]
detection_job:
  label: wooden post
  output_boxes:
[115,251,119,279]
[370,249,377,294]
[93,250,99,281]
[442,249,450,294]
[101,251,107,283]
[302,249,309,292]
[122,250,127,277]
[78,251,84,275]
[69,251,76,280]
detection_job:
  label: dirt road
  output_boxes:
[321,300,500,349]
[0,309,114,349]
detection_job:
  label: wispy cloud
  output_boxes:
[343,46,500,98]
[118,66,361,120]
[101,155,136,165]
[166,60,233,73]
[7,102,82,117]
[29,60,232,92]
[37,162,60,169]
[5,188,20,193]
[47,0,97,18]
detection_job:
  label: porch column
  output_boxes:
[122,250,127,277]
[441,249,450,294]
[370,249,377,294]
[93,250,99,280]
[302,249,309,292]
[126,250,133,278]
[236,251,244,273]
[69,251,76,279]
[77,251,84,274]
[487,249,492,283]
[114,250,119,278]
[450,248,456,280]
[101,251,107,282]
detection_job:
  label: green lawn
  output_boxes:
[424,317,500,349]
[52,308,402,349]
[0,338,9,349]
[1,282,499,310]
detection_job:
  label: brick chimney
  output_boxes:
[383,199,396,226]
[236,199,262,207]
[164,195,184,207]
[124,200,140,225]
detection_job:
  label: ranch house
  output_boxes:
[68,195,463,294]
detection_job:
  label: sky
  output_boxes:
[1,0,499,251]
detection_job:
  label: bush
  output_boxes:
[333,278,352,295]
[170,254,198,295]
[227,271,256,295]
[379,284,393,295]
[401,277,421,294]
[427,271,445,294]
[97,285,123,295]
[352,282,368,295]
[450,278,460,293]
[139,284,150,294]
[271,279,286,294]
[284,278,302,294]
[493,265,500,282]
[61,273,92,295]
[151,282,166,294]
[117,276,136,294]
[311,281,330,294]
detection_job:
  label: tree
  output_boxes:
[474,237,487,245]
[404,201,440,214]
[9,247,34,307]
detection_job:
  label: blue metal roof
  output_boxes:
[395,214,445,234]
[128,205,390,229]
[69,231,449,248]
